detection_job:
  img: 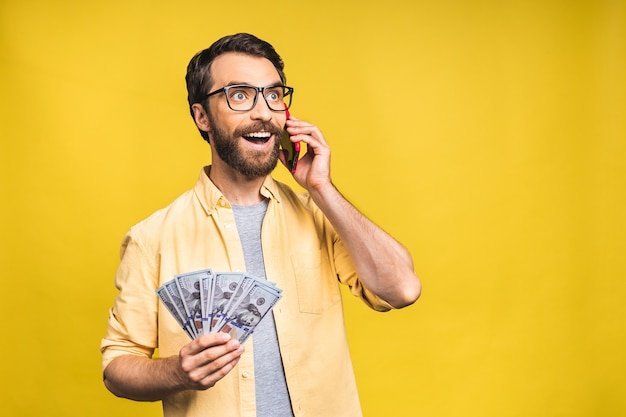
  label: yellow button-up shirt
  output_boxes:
[101,167,393,417]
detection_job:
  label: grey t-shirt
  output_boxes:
[232,200,294,417]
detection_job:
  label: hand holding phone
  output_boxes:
[280,109,300,173]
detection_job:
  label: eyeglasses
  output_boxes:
[204,84,294,112]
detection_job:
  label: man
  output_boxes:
[101,33,421,417]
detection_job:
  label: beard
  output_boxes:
[207,110,282,179]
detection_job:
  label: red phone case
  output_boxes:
[281,109,300,173]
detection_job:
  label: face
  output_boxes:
[238,309,261,326]
[195,53,287,179]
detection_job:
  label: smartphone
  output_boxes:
[280,108,300,173]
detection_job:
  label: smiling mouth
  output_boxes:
[242,131,272,144]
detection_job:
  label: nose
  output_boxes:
[249,93,273,121]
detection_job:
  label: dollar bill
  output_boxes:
[213,274,255,332]
[157,284,195,339]
[209,272,245,331]
[175,269,211,337]
[240,281,282,343]
[156,286,183,326]
[218,279,282,343]
[200,272,215,335]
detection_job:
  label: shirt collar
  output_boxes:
[193,166,281,215]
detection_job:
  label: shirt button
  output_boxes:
[242,371,250,379]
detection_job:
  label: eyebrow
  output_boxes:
[221,81,285,88]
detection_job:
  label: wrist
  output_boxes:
[308,181,345,213]
[164,355,193,391]
[308,179,335,199]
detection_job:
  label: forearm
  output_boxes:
[308,182,421,308]
[104,354,187,402]
[285,116,420,307]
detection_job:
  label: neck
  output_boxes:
[207,163,267,206]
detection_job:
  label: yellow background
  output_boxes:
[1,0,624,416]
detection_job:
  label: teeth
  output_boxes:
[244,132,271,138]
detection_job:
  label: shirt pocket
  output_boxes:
[291,251,342,314]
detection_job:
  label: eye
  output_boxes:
[230,89,249,102]
[265,88,283,102]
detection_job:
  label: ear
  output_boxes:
[191,103,211,135]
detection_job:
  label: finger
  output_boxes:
[195,355,243,390]
[286,122,325,141]
[184,332,232,355]
[290,131,328,153]
[285,117,315,129]
[186,342,245,389]
[180,333,238,371]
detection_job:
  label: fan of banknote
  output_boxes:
[157,268,282,344]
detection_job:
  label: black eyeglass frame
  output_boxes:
[203,84,294,112]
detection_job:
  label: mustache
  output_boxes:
[233,121,283,138]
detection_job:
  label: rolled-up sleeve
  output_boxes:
[100,230,160,372]
[308,203,394,313]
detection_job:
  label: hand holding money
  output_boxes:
[177,331,244,390]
